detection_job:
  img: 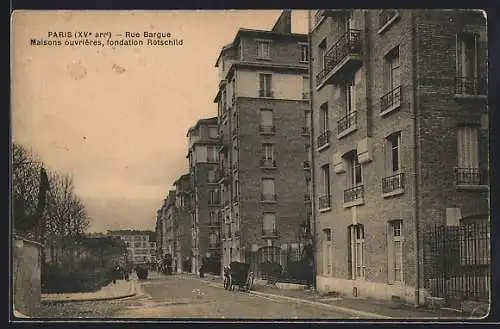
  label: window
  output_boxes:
[348,224,365,280]
[300,43,309,62]
[262,143,274,160]
[350,153,362,186]
[457,126,481,185]
[209,211,217,225]
[388,220,403,283]
[320,102,329,133]
[323,228,333,275]
[209,127,218,139]
[319,164,331,210]
[387,132,401,173]
[207,169,216,183]
[259,74,273,97]
[456,33,479,80]
[385,47,400,92]
[339,11,354,34]
[261,178,275,201]
[209,189,219,204]
[263,212,276,234]
[302,77,310,100]
[457,126,479,169]
[345,78,356,114]
[209,233,217,245]
[207,146,217,163]
[134,242,142,248]
[318,39,327,71]
[257,40,271,59]
[260,108,274,133]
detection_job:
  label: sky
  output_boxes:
[11,10,309,233]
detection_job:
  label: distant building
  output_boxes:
[173,174,194,273]
[214,10,311,273]
[107,230,156,265]
[186,117,221,274]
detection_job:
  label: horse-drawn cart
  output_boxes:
[223,261,254,292]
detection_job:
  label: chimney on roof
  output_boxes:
[271,10,292,34]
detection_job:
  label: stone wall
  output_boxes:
[12,235,42,316]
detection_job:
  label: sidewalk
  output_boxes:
[186,273,476,319]
[41,278,136,304]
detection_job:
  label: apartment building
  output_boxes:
[214,11,312,274]
[186,117,221,274]
[309,9,489,306]
[173,173,194,273]
[107,230,157,265]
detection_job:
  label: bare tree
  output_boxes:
[12,143,44,238]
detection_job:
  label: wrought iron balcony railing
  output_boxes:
[260,158,277,168]
[259,89,274,98]
[304,194,311,202]
[316,29,362,86]
[317,130,331,149]
[302,126,310,135]
[262,228,278,237]
[261,194,277,202]
[455,168,487,186]
[302,92,310,100]
[259,125,276,135]
[382,173,405,194]
[344,185,364,203]
[303,160,311,170]
[455,77,487,96]
[381,86,401,113]
[379,10,398,30]
[337,111,358,134]
[318,194,331,209]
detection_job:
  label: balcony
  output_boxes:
[343,185,365,207]
[455,77,487,98]
[316,29,362,89]
[455,168,488,190]
[378,10,400,34]
[232,126,239,138]
[318,194,331,211]
[262,228,279,238]
[380,86,401,116]
[303,160,311,170]
[382,173,405,197]
[302,126,310,136]
[337,111,358,138]
[232,195,239,204]
[259,89,274,98]
[207,176,218,185]
[208,242,221,250]
[304,194,311,203]
[261,193,277,203]
[302,92,310,100]
[208,220,220,227]
[208,199,220,206]
[317,130,331,151]
[259,125,276,135]
[260,158,277,169]
[216,167,231,184]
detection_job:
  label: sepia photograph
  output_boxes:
[10,9,490,321]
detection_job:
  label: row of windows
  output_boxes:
[255,40,309,63]
[322,221,403,283]
[318,125,484,206]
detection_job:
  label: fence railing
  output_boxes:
[382,173,405,193]
[424,222,491,308]
[455,77,487,96]
[317,130,331,149]
[344,185,364,203]
[381,86,401,113]
[455,167,487,186]
[337,111,358,134]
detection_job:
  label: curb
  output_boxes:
[186,274,390,319]
[41,280,137,304]
[247,290,391,319]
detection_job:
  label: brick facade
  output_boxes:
[310,10,488,304]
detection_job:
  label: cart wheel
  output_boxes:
[246,272,254,292]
